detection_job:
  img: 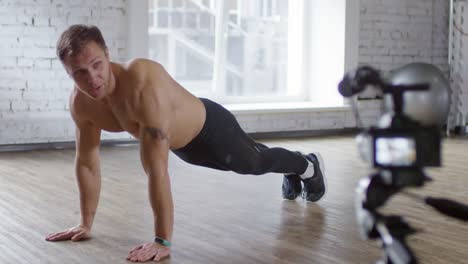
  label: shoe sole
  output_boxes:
[306,152,327,203]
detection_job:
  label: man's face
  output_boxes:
[63,41,111,100]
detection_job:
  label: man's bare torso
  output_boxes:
[70,59,206,150]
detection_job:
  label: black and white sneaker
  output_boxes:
[301,153,327,202]
[282,173,302,200]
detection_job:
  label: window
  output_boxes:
[148,0,303,102]
[145,0,353,106]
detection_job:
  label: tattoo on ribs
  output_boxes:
[145,127,168,141]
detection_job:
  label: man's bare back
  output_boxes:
[71,57,206,150]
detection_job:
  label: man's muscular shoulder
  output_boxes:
[122,58,169,103]
[123,59,172,120]
[69,87,92,124]
[124,58,165,84]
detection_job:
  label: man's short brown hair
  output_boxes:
[56,24,107,62]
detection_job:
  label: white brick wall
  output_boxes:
[0,0,452,145]
[450,1,468,129]
[0,0,129,144]
[359,0,449,74]
[356,0,450,127]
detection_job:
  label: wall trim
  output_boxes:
[0,129,358,153]
[0,139,137,153]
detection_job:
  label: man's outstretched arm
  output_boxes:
[127,125,173,261]
[140,126,174,242]
[46,117,102,242]
[127,84,174,262]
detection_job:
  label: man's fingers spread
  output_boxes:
[139,248,157,262]
[129,245,143,254]
[127,249,141,260]
[45,232,58,239]
[71,231,84,241]
[154,252,164,262]
[46,232,65,240]
[154,250,170,262]
[137,253,151,262]
[48,232,71,241]
[154,252,161,262]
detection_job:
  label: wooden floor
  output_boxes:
[0,136,467,264]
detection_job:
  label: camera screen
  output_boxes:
[375,137,416,167]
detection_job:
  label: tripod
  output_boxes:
[338,65,468,263]
[355,162,468,264]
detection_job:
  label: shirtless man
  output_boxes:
[45,25,326,262]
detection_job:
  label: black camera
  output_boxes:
[339,65,441,170]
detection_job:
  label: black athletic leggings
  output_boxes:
[172,98,308,175]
